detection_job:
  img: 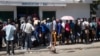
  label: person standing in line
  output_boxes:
[82,19,89,43]
[14,19,20,48]
[61,21,66,45]
[0,20,3,50]
[40,20,50,46]
[89,18,97,42]
[46,18,52,47]
[56,20,63,45]
[75,20,81,43]
[69,20,75,44]
[20,20,26,49]
[65,20,70,44]
[97,18,100,41]
[51,19,57,46]
[2,19,16,55]
[25,20,34,53]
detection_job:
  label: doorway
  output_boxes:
[17,6,39,19]
[0,11,14,21]
[42,11,56,21]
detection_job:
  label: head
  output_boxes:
[59,20,62,23]
[66,20,68,23]
[52,17,55,21]
[56,19,60,23]
[80,18,83,22]
[70,20,73,23]
[41,20,46,24]
[84,18,88,21]
[28,20,32,24]
[21,20,25,24]
[7,19,12,24]
[0,19,2,23]
[46,18,50,22]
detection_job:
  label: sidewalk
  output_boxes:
[0,42,100,55]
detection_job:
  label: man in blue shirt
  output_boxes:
[46,18,52,47]
[56,20,62,44]
[2,19,16,55]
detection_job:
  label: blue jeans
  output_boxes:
[34,31,40,42]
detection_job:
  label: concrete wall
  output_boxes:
[0,0,93,3]
[0,3,90,20]
[39,3,90,20]
[0,6,17,19]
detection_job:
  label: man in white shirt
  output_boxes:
[2,19,16,55]
[82,20,89,43]
[82,20,89,30]
[24,20,34,53]
[25,20,34,34]
[20,21,26,49]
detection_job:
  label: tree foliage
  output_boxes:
[90,0,100,14]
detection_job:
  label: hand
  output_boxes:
[39,34,42,37]
[60,34,62,37]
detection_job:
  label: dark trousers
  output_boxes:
[0,37,2,48]
[82,29,89,43]
[97,29,100,40]
[25,33,32,49]
[6,40,14,54]
[75,32,81,43]
[20,32,26,48]
[42,33,46,46]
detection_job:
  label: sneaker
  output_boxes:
[12,53,15,56]
[29,51,32,54]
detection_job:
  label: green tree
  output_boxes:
[90,0,100,16]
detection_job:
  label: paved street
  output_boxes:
[0,42,100,56]
[24,48,100,56]
[1,48,100,56]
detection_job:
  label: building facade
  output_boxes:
[0,0,93,21]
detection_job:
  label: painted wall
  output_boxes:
[39,3,90,20]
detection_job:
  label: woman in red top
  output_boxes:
[65,20,70,44]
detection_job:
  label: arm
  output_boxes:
[31,24,35,31]
[2,26,6,31]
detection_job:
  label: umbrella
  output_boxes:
[61,16,74,20]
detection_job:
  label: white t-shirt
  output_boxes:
[52,20,56,30]
[62,22,65,28]
[2,24,16,41]
[82,21,89,30]
[25,23,34,33]
[20,23,26,32]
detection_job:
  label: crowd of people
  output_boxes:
[0,16,100,55]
